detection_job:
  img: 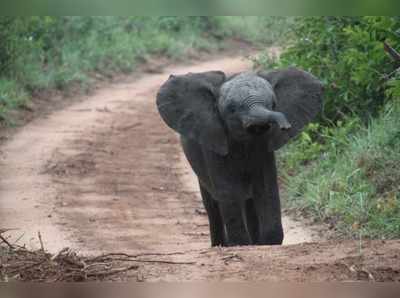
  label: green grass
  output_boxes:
[279,103,400,239]
[0,17,217,124]
[214,16,294,45]
[1,16,295,124]
[0,79,28,123]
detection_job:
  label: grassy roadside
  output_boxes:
[0,16,292,125]
[278,103,400,240]
[0,17,218,124]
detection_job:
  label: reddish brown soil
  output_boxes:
[1,53,399,281]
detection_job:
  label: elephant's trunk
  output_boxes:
[242,107,291,135]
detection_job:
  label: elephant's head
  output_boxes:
[157,68,323,155]
[218,72,291,142]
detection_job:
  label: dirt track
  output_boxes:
[1,54,400,281]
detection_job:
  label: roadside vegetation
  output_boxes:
[255,16,400,239]
[0,16,289,124]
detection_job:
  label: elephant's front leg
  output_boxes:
[218,200,252,246]
[253,152,284,245]
[199,184,224,247]
[253,195,283,245]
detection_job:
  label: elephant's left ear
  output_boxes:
[257,68,324,151]
[156,71,229,155]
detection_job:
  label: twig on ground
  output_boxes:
[0,228,18,234]
[128,251,187,257]
[132,259,196,265]
[89,251,187,262]
[88,253,136,262]
[1,244,207,281]
[37,231,45,252]
[8,259,47,275]
[51,247,70,261]
[12,232,26,246]
[0,228,20,249]
[0,234,14,249]
[87,265,139,278]
[88,252,196,265]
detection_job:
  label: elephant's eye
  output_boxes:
[227,104,236,113]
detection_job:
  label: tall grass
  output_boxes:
[0,79,28,122]
[0,17,215,123]
[280,103,400,239]
[213,16,294,45]
[0,16,295,124]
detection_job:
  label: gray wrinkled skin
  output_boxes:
[156,68,323,247]
[219,72,275,111]
[218,72,289,142]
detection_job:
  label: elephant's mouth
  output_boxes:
[245,123,271,135]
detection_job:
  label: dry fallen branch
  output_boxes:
[0,245,140,281]
[86,265,139,278]
[0,242,199,282]
[37,231,45,252]
[138,260,195,265]
[384,41,400,62]
[0,234,14,250]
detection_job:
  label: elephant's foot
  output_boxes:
[199,185,224,247]
[257,225,284,245]
[219,201,252,246]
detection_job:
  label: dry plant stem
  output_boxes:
[8,259,47,275]
[124,259,195,265]
[86,265,139,277]
[0,234,14,249]
[38,231,45,252]
[89,251,193,262]
[384,41,400,62]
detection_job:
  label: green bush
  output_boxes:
[0,79,28,122]
[214,16,294,45]
[255,17,400,123]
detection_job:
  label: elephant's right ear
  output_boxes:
[257,68,323,151]
[156,71,228,155]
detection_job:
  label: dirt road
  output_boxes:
[1,54,399,281]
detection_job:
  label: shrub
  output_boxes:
[0,79,28,122]
[255,17,400,123]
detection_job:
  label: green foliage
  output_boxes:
[255,16,400,123]
[279,117,361,172]
[1,16,272,123]
[281,104,400,239]
[386,72,400,100]
[0,79,28,122]
[214,16,294,45]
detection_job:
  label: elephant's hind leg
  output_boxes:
[199,184,224,247]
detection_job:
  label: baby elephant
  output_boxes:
[156,68,323,246]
